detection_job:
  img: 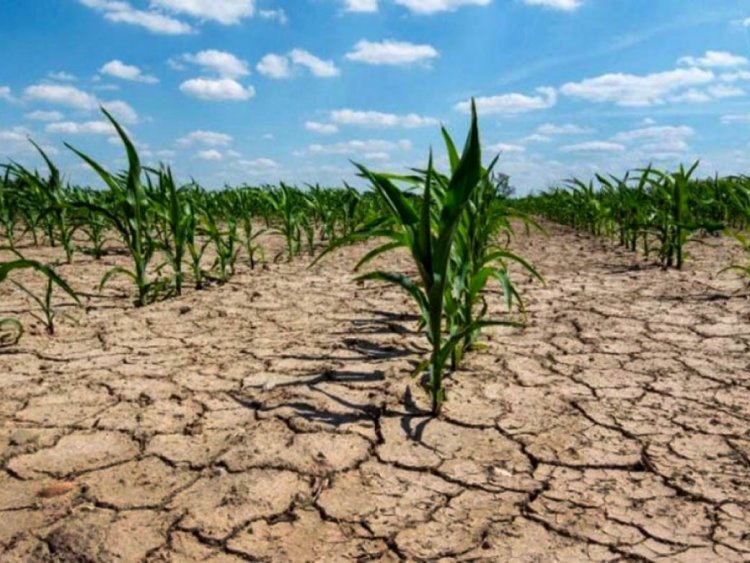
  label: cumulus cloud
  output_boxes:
[536,123,592,135]
[0,127,59,156]
[392,0,491,13]
[25,110,64,122]
[150,0,254,24]
[258,8,287,23]
[560,141,626,153]
[330,109,438,128]
[343,0,491,13]
[25,84,99,110]
[305,121,339,135]
[100,60,158,83]
[306,138,412,155]
[345,39,439,66]
[679,50,748,69]
[48,71,77,82]
[46,120,117,135]
[179,78,255,101]
[256,54,292,78]
[560,67,714,107]
[182,50,250,78]
[78,0,193,34]
[455,87,557,115]
[521,0,583,10]
[0,86,14,102]
[486,142,526,154]
[196,149,223,160]
[102,100,138,123]
[177,130,233,146]
[344,0,378,12]
[257,49,339,79]
[289,49,340,77]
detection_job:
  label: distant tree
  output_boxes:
[491,172,516,198]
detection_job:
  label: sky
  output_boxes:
[1,0,750,194]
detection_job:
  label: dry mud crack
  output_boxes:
[1,223,749,561]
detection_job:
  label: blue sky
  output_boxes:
[1,0,750,193]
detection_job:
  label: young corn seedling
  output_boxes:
[150,166,191,295]
[10,141,79,263]
[1,257,79,344]
[68,107,159,306]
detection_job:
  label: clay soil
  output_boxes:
[1,223,749,562]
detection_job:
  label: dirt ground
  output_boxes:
[1,223,749,562]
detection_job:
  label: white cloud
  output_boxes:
[78,0,193,34]
[560,67,714,107]
[560,141,626,153]
[0,127,58,156]
[46,120,117,135]
[25,110,64,122]
[179,78,255,101]
[455,87,557,115]
[344,0,378,12]
[330,109,437,128]
[306,121,339,135]
[345,39,439,66]
[257,49,339,79]
[196,149,223,160]
[612,125,694,143]
[258,9,287,23]
[256,54,292,78]
[177,130,233,146]
[393,0,491,13]
[183,50,250,78]
[289,49,340,77]
[679,50,748,69]
[536,123,591,135]
[307,138,412,155]
[721,114,750,124]
[521,0,582,10]
[708,84,744,99]
[238,157,278,168]
[487,142,526,154]
[151,0,255,24]
[0,86,14,102]
[522,133,552,143]
[101,100,138,123]
[24,84,99,110]
[100,60,158,83]
[48,71,77,82]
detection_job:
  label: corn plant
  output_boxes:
[68,108,158,306]
[9,142,78,263]
[266,184,308,261]
[201,199,240,284]
[1,257,79,344]
[317,102,526,414]
[720,231,750,282]
[149,166,192,295]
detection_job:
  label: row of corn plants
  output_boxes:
[518,165,750,270]
[316,102,541,415]
[0,107,385,344]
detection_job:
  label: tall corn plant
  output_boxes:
[317,102,500,414]
[68,108,157,306]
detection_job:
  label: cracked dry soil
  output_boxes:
[1,222,749,562]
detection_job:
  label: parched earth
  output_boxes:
[1,223,749,562]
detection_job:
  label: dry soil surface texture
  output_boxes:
[1,224,749,562]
